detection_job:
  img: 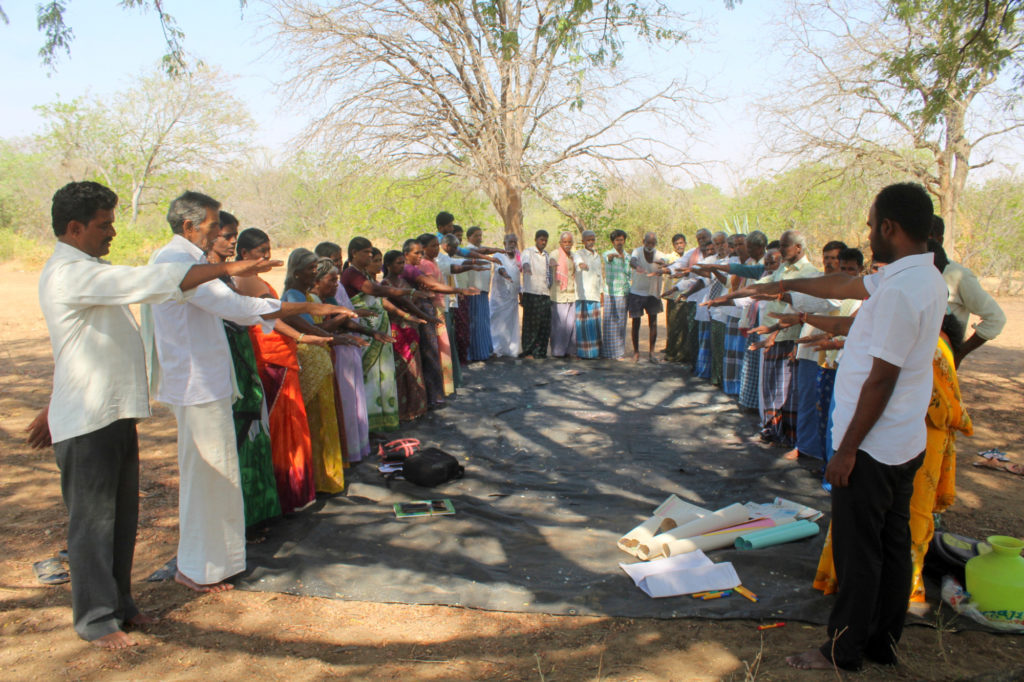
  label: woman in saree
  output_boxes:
[400,238,479,408]
[417,233,457,396]
[204,215,280,528]
[282,249,375,490]
[344,248,403,432]
[233,229,328,513]
[309,256,394,460]
[382,250,432,421]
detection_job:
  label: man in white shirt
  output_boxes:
[519,229,552,358]
[572,229,604,358]
[929,215,1006,366]
[628,231,671,362]
[147,191,352,595]
[741,183,946,672]
[32,182,282,649]
[490,233,522,357]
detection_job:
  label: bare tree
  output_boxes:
[37,65,253,222]
[268,0,709,242]
[759,0,1024,251]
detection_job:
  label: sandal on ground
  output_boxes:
[33,557,70,585]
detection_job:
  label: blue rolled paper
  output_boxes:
[735,520,820,550]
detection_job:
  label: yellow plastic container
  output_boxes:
[965,536,1024,622]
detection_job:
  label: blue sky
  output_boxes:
[0,1,802,189]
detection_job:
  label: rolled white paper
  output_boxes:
[617,495,710,556]
[636,504,749,560]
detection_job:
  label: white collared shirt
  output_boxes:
[830,253,947,465]
[147,235,280,406]
[39,242,194,443]
[521,246,551,296]
[572,248,604,302]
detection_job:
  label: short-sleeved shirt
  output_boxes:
[520,246,551,297]
[340,266,368,299]
[830,253,947,465]
[604,249,631,297]
[572,248,604,302]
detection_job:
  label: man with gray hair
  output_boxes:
[758,229,820,447]
[573,229,604,358]
[146,190,354,593]
[628,231,671,362]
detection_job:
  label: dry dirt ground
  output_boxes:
[1,263,1023,681]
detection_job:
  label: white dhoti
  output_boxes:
[490,264,521,357]
[172,398,246,584]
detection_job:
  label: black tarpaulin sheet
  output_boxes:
[234,358,843,622]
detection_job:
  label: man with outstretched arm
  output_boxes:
[29,181,285,649]
[722,183,947,672]
[146,191,356,596]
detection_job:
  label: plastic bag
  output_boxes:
[941,576,1024,633]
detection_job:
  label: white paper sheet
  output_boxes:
[620,550,740,598]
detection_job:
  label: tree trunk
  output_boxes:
[131,181,144,224]
[490,176,524,245]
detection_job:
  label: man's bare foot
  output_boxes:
[648,353,661,364]
[93,631,137,649]
[632,352,641,363]
[175,570,234,593]
[782,448,799,461]
[125,611,159,627]
[786,649,834,670]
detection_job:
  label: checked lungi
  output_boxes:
[738,342,761,410]
[794,358,824,458]
[520,293,551,358]
[467,293,494,362]
[600,294,627,359]
[759,339,797,446]
[722,316,744,396]
[710,320,726,387]
[681,302,699,365]
[693,319,712,379]
[575,300,601,359]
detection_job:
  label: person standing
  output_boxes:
[490,233,522,357]
[600,229,631,359]
[739,183,946,672]
[628,231,670,363]
[549,231,578,358]
[204,212,281,529]
[32,181,281,648]
[146,191,353,593]
[573,230,604,359]
[928,215,1006,367]
[464,226,495,362]
[519,230,552,359]
[758,229,819,447]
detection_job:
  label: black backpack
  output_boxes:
[402,447,465,487]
